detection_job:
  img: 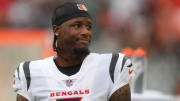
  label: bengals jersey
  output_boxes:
[13,53,134,101]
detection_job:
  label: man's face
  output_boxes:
[55,17,92,54]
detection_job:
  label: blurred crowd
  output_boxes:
[0,0,180,55]
[0,0,180,95]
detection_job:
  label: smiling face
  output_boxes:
[54,17,93,55]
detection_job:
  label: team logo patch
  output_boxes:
[77,4,88,11]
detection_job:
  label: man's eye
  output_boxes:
[73,24,81,28]
[86,25,92,30]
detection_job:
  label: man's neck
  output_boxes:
[55,52,88,67]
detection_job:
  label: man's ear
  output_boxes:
[53,25,61,36]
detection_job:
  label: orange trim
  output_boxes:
[122,46,147,57]
[121,46,134,56]
[133,47,147,57]
[0,28,47,45]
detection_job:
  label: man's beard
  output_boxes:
[56,45,90,61]
[73,47,90,58]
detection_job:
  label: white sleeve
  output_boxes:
[109,54,135,97]
[12,62,32,101]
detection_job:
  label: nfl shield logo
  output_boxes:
[66,80,73,87]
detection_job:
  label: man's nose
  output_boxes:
[80,26,92,37]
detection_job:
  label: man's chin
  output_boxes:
[73,47,90,56]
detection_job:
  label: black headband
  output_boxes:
[52,2,91,26]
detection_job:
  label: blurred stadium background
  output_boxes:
[0,0,180,100]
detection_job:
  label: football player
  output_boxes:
[13,2,134,101]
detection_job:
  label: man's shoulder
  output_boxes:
[87,53,125,64]
[32,56,54,63]
[18,56,54,70]
[90,52,125,58]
